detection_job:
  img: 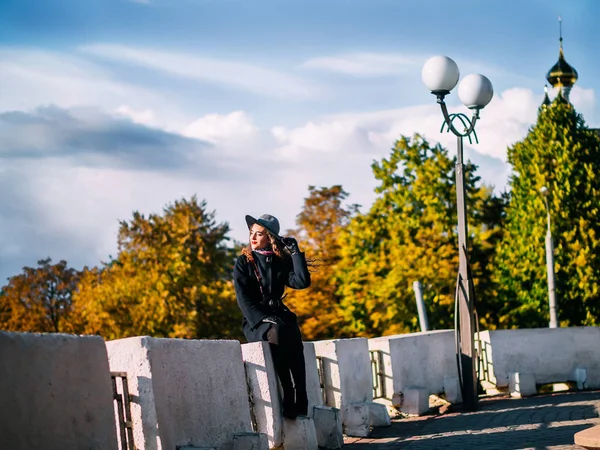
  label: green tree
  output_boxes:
[284,185,358,340]
[494,100,600,327]
[0,258,81,333]
[335,134,504,337]
[72,197,242,340]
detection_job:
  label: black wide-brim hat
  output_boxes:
[245,214,282,239]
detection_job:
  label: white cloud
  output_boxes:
[81,44,322,100]
[471,88,541,160]
[183,111,258,144]
[115,105,157,127]
[0,49,154,112]
[0,48,194,132]
[0,159,247,276]
[268,87,549,199]
[570,86,597,125]
[302,52,419,77]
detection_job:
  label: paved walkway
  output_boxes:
[344,390,600,449]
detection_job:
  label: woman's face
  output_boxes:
[250,224,270,250]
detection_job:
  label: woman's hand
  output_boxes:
[281,237,300,255]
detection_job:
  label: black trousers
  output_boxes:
[255,319,308,417]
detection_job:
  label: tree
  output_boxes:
[72,197,242,340]
[0,258,81,333]
[335,134,505,337]
[494,100,600,327]
[283,185,358,340]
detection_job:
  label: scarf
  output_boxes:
[254,248,275,256]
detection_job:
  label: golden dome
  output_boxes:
[546,46,578,88]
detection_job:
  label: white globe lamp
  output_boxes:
[421,56,460,94]
[457,74,494,109]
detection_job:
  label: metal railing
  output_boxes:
[370,350,386,399]
[111,371,135,450]
[315,356,328,405]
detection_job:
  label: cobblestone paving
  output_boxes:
[344,390,600,449]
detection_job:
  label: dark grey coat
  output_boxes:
[233,251,311,343]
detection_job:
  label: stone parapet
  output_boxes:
[369,330,459,406]
[0,331,118,450]
[106,337,253,450]
[241,341,283,449]
[479,327,600,391]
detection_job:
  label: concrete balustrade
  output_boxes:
[0,331,119,450]
[479,327,600,393]
[313,338,391,436]
[368,330,459,412]
[303,342,344,448]
[303,341,325,417]
[241,341,284,448]
[241,341,330,449]
[313,338,373,409]
[3,326,600,449]
[106,337,255,450]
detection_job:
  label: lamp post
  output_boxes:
[422,56,493,411]
[540,186,558,328]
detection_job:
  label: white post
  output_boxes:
[413,281,429,332]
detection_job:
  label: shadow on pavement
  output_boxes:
[344,390,600,449]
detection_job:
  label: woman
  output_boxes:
[233,213,311,420]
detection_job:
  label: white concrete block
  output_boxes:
[312,338,372,411]
[303,342,324,417]
[106,337,253,450]
[282,416,318,450]
[443,375,462,404]
[369,330,457,401]
[0,331,118,450]
[365,339,394,402]
[232,432,269,450]
[366,401,391,427]
[373,398,400,419]
[479,327,600,389]
[401,386,429,415]
[241,341,283,449]
[343,403,370,437]
[312,405,343,449]
[509,372,537,397]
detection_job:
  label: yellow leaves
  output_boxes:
[334,134,499,336]
[575,250,587,268]
[0,259,81,334]
[65,197,242,340]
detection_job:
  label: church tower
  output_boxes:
[546,17,578,103]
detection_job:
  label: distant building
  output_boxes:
[541,19,599,136]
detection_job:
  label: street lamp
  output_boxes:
[540,186,558,328]
[422,55,494,411]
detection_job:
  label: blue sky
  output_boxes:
[0,0,598,282]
